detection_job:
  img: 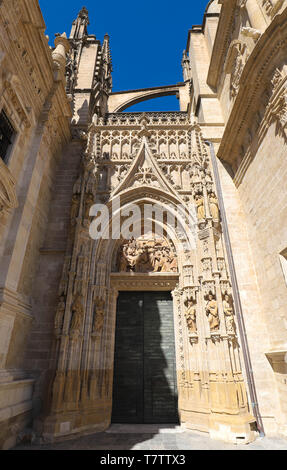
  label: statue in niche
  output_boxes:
[209,192,219,221]
[206,293,220,332]
[54,295,66,332]
[93,297,106,333]
[70,293,84,334]
[84,193,94,219]
[223,293,235,334]
[184,296,197,334]
[205,169,213,183]
[195,194,205,220]
[70,194,80,223]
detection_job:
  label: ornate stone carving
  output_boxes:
[226,41,249,99]
[271,92,287,130]
[93,297,106,333]
[184,295,197,334]
[271,68,284,90]
[206,293,220,332]
[70,194,80,223]
[195,194,205,221]
[54,295,66,334]
[134,166,159,188]
[117,237,178,273]
[70,294,84,334]
[182,50,191,82]
[241,27,261,41]
[223,293,236,335]
[84,193,94,220]
[208,192,220,221]
[0,159,18,217]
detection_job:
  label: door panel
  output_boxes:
[112,292,144,423]
[112,291,178,424]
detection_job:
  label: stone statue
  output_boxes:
[70,293,84,334]
[84,193,94,219]
[223,293,235,334]
[206,293,220,331]
[54,295,66,331]
[195,194,205,220]
[93,297,105,332]
[209,192,219,220]
[184,297,197,334]
[118,246,129,272]
[70,194,80,222]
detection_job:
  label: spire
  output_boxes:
[70,6,90,40]
[102,33,112,71]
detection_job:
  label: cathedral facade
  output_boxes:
[0,0,287,449]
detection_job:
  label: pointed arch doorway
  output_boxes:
[111,290,179,424]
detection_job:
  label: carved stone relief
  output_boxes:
[116,237,178,273]
[70,293,84,335]
[93,296,106,333]
[223,292,236,335]
[184,294,197,334]
[206,293,220,332]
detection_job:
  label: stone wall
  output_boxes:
[0,0,71,449]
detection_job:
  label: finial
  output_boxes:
[70,6,90,39]
[78,6,89,21]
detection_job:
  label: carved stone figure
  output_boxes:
[223,293,235,334]
[84,193,94,219]
[195,194,205,220]
[229,42,248,99]
[161,247,178,272]
[209,192,219,220]
[70,294,84,334]
[206,293,220,331]
[117,237,178,273]
[184,297,197,334]
[54,295,66,332]
[93,297,106,332]
[71,194,80,222]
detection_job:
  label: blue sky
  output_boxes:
[39,0,209,111]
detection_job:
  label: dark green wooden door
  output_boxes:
[112,291,178,424]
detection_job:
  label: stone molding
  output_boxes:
[217,7,287,179]
[110,273,179,291]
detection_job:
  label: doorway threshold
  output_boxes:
[106,424,183,434]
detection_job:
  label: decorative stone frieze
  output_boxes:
[0,158,18,217]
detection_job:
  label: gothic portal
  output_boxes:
[42,109,256,444]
